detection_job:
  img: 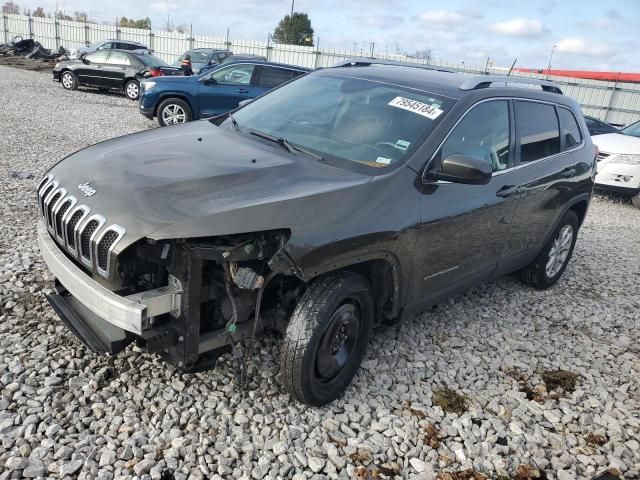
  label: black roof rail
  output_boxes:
[460,75,563,94]
[333,58,455,73]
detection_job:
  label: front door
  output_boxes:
[197,63,260,117]
[414,99,520,303]
[76,51,109,86]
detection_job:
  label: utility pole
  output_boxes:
[546,44,557,79]
[290,0,294,17]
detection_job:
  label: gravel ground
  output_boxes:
[0,66,639,480]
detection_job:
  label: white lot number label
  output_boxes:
[388,96,443,120]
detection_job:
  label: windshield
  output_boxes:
[620,120,640,138]
[229,73,454,169]
[136,54,169,67]
[180,50,213,63]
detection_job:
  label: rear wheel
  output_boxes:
[280,271,374,406]
[124,79,140,100]
[518,210,579,289]
[158,98,193,127]
[61,71,77,90]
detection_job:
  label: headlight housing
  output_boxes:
[142,81,156,92]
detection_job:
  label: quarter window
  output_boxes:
[439,100,510,172]
[516,101,560,162]
[209,64,255,85]
[558,108,582,149]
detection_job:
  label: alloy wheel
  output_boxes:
[126,82,139,99]
[161,104,186,125]
[62,73,73,89]
[545,224,574,278]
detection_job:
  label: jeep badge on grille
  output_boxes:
[78,182,96,197]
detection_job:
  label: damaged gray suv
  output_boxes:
[37,59,596,405]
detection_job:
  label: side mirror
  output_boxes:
[200,77,217,85]
[429,153,492,185]
[238,98,253,107]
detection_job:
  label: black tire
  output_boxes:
[157,98,193,127]
[124,79,140,100]
[60,70,77,91]
[518,210,579,289]
[631,193,640,209]
[280,271,374,406]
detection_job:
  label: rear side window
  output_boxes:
[85,51,108,63]
[106,51,130,65]
[439,100,511,172]
[516,101,560,162]
[558,108,582,149]
[255,66,295,88]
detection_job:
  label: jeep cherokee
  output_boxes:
[37,59,596,405]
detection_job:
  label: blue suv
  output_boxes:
[139,60,310,126]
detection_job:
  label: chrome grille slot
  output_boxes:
[80,220,99,260]
[596,152,610,161]
[95,225,126,277]
[40,180,58,218]
[37,174,53,192]
[54,196,76,242]
[46,190,64,229]
[65,207,88,251]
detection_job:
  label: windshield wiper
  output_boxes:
[250,130,323,161]
[228,112,240,132]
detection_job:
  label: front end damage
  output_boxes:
[39,222,304,370]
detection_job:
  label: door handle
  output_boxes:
[236,88,249,93]
[561,167,576,178]
[496,185,518,198]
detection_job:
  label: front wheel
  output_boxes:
[518,210,579,289]
[157,98,193,127]
[280,271,374,406]
[631,193,640,209]
[124,79,140,100]
[61,71,77,90]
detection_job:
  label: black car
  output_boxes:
[584,116,618,136]
[37,60,595,405]
[53,50,181,100]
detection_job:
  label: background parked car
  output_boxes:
[585,116,619,136]
[69,39,150,60]
[54,50,181,100]
[139,60,309,126]
[172,48,233,75]
[593,120,640,207]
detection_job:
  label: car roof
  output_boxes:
[219,60,311,72]
[189,48,231,53]
[102,39,146,46]
[318,64,573,104]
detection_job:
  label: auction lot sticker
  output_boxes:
[388,96,443,120]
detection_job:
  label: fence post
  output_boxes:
[189,24,194,50]
[54,17,60,50]
[148,30,154,53]
[266,33,273,61]
[225,28,231,49]
[314,37,320,68]
[28,14,33,39]
[115,18,120,40]
[2,13,8,43]
[84,19,89,46]
[603,75,620,123]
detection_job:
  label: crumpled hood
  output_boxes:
[592,133,640,154]
[47,121,371,251]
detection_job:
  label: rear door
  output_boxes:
[415,99,520,302]
[76,50,109,86]
[501,100,590,265]
[101,51,130,88]
[197,63,258,117]
[253,65,300,94]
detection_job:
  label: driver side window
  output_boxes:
[210,64,255,85]
[439,100,510,172]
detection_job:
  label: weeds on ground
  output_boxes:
[432,387,469,415]
[436,469,488,480]
[424,423,441,449]
[541,369,580,393]
[354,463,401,479]
[585,432,608,446]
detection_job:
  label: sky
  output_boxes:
[18,0,640,71]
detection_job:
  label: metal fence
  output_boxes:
[2,12,640,126]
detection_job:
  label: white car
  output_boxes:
[593,120,640,208]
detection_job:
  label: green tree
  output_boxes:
[2,2,21,14]
[120,16,151,29]
[272,12,314,46]
[74,11,92,22]
[33,6,46,17]
[55,11,73,21]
